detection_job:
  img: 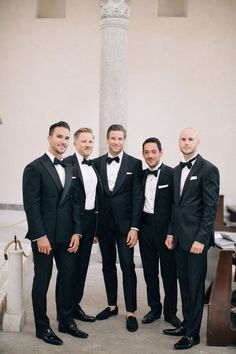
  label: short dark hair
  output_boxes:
[106,124,127,139]
[74,127,94,140]
[142,137,162,151]
[49,121,70,136]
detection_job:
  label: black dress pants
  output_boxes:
[32,242,76,332]
[99,215,137,312]
[175,244,207,337]
[139,213,178,316]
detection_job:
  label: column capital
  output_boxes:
[100,0,130,20]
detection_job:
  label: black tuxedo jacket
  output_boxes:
[142,164,174,237]
[93,152,143,235]
[65,153,103,234]
[23,153,82,243]
[171,154,220,250]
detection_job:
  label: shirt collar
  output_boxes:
[107,150,124,160]
[46,151,63,163]
[148,161,162,171]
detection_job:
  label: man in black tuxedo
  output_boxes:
[94,124,143,332]
[23,121,88,345]
[56,127,102,323]
[163,128,219,350]
[139,137,181,328]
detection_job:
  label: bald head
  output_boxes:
[178,128,199,160]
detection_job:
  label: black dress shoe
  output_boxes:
[142,310,161,324]
[174,336,200,350]
[74,306,96,322]
[163,325,186,336]
[58,322,88,338]
[126,316,138,332]
[36,328,63,345]
[164,314,182,328]
[96,306,118,320]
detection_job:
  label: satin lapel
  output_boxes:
[72,154,84,186]
[91,161,103,191]
[112,152,129,195]
[60,164,72,206]
[154,164,165,210]
[142,169,148,189]
[174,166,182,204]
[100,154,110,195]
[180,155,203,201]
[41,154,62,192]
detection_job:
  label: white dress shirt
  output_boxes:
[76,153,97,210]
[107,151,123,192]
[143,162,162,214]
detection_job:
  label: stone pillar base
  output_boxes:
[2,310,26,332]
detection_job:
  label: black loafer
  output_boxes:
[163,325,186,336]
[142,310,161,324]
[58,322,88,338]
[164,314,182,328]
[36,327,63,345]
[174,335,200,350]
[74,306,96,322]
[126,316,138,332]
[96,306,118,320]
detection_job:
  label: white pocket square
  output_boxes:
[190,176,197,180]
[158,184,169,189]
[72,176,77,179]
[126,172,133,175]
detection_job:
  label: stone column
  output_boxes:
[2,250,26,332]
[99,0,130,154]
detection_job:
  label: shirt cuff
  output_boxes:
[130,227,139,231]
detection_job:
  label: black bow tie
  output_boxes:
[82,158,92,166]
[180,157,196,170]
[107,156,120,164]
[146,169,159,177]
[54,158,66,167]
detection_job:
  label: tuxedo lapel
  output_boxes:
[112,152,128,195]
[174,166,182,204]
[41,154,62,192]
[60,164,72,205]
[100,154,110,195]
[153,164,165,210]
[72,154,84,186]
[179,154,202,201]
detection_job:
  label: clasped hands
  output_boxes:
[165,235,204,254]
[37,234,81,255]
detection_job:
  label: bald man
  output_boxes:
[163,128,219,350]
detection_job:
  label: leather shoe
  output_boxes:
[36,327,63,345]
[164,314,182,328]
[74,306,96,322]
[126,316,138,332]
[58,322,88,338]
[142,310,161,324]
[174,335,200,350]
[96,306,118,320]
[163,325,186,336]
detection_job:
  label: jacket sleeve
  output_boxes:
[22,163,46,240]
[195,165,220,245]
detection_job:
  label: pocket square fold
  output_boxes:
[72,176,77,179]
[126,172,133,175]
[158,184,169,189]
[190,176,197,180]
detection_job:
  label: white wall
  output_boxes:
[0,0,235,205]
[127,0,236,205]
